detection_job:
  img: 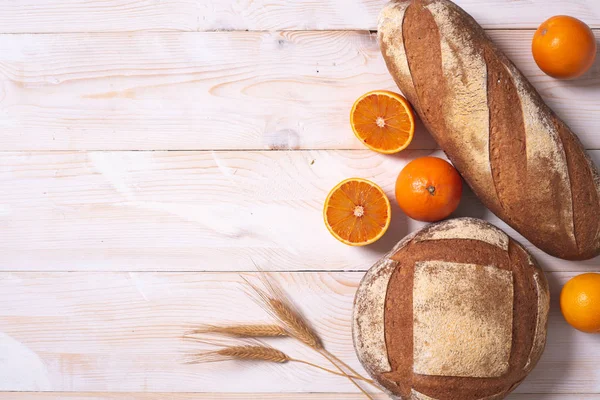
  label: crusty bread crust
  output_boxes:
[352,218,550,400]
[378,0,600,260]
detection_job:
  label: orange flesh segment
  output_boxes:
[325,179,391,245]
[352,92,414,153]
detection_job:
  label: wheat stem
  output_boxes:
[187,345,372,384]
[319,349,381,390]
[289,358,374,383]
[317,348,375,399]
[320,349,379,389]
[241,273,377,398]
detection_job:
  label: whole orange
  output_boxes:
[532,15,596,79]
[560,273,600,333]
[395,157,462,222]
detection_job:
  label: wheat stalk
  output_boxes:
[241,273,375,399]
[187,324,288,338]
[186,344,374,384]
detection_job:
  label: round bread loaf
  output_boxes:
[352,218,549,400]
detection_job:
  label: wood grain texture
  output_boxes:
[0,31,599,151]
[0,0,598,32]
[0,271,597,394]
[0,150,598,272]
[2,394,599,400]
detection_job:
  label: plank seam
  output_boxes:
[0,28,596,35]
[0,27,597,34]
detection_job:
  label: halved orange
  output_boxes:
[323,178,391,246]
[350,90,415,154]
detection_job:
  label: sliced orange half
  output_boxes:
[350,90,415,154]
[323,178,391,246]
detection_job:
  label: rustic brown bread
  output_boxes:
[352,218,550,400]
[378,0,600,260]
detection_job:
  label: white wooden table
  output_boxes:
[0,1,599,399]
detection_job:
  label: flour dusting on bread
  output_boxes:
[352,257,396,375]
[352,228,421,377]
[412,260,513,378]
[378,2,411,79]
[425,1,495,199]
[505,62,575,241]
[525,270,550,371]
[378,1,418,104]
[416,217,509,250]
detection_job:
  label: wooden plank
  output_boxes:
[0,150,598,272]
[1,394,598,400]
[0,31,599,151]
[0,271,597,393]
[0,0,598,32]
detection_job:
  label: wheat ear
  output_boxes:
[241,273,374,399]
[269,298,322,349]
[241,276,322,349]
[186,344,373,383]
[187,324,288,338]
[184,326,376,387]
[187,345,290,363]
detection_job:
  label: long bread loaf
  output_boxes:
[378,0,600,260]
